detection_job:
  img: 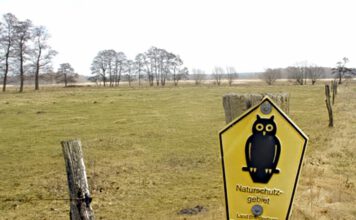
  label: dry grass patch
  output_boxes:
[0,83,355,219]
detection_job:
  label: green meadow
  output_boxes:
[0,82,355,219]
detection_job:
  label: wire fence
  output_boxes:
[0,196,94,202]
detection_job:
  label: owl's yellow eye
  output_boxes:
[266,124,274,132]
[256,123,264,131]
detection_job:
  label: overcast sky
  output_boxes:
[1,0,355,75]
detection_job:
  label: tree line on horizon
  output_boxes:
[89,48,355,86]
[260,58,356,85]
[2,12,355,91]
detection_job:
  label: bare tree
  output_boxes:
[113,51,127,86]
[31,26,57,90]
[134,53,145,86]
[191,68,205,85]
[287,62,308,85]
[307,65,325,85]
[91,53,107,86]
[171,55,183,86]
[159,49,168,86]
[173,67,188,86]
[143,52,154,86]
[40,71,57,84]
[212,66,224,86]
[260,68,281,85]
[91,46,185,87]
[0,13,18,92]
[13,19,33,92]
[126,59,134,87]
[226,66,238,86]
[91,50,120,86]
[145,47,160,86]
[105,50,116,87]
[144,46,182,86]
[57,63,76,87]
[332,57,355,84]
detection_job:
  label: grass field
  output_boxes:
[0,82,355,219]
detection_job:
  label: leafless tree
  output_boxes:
[170,55,183,86]
[134,53,145,86]
[143,51,154,86]
[173,67,188,86]
[0,13,18,92]
[91,46,186,87]
[332,57,355,84]
[13,19,32,92]
[307,65,325,85]
[143,46,184,86]
[104,50,116,87]
[287,66,301,85]
[91,52,107,86]
[126,59,134,87]
[91,50,121,86]
[145,47,160,86]
[191,68,206,85]
[260,68,281,85]
[31,26,57,90]
[113,51,127,86]
[212,66,224,86]
[57,63,76,87]
[226,66,238,86]
[159,49,169,86]
[39,71,57,84]
[287,62,309,85]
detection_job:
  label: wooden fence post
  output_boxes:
[325,85,333,127]
[62,140,95,220]
[222,93,289,124]
[332,80,337,105]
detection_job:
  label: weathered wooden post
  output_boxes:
[331,81,335,105]
[222,93,289,123]
[331,80,337,105]
[325,85,333,127]
[222,93,250,124]
[62,140,95,220]
[333,80,338,95]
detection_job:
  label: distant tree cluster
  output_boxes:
[211,66,238,86]
[260,68,281,85]
[285,62,326,85]
[185,66,238,86]
[56,63,77,87]
[0,13,59,92]
[191,68,206,85]
[91,46,189,87]
[260,59,355,85]
[260,62,327,85]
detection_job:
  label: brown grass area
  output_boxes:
[292,84,356,220]
[0,82,355,219]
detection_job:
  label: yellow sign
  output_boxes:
[219,96,308,220]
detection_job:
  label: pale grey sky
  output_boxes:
[1,0,355,75]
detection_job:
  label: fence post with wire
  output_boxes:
[61,140,95,220]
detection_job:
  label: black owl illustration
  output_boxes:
[242,115,281,183]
